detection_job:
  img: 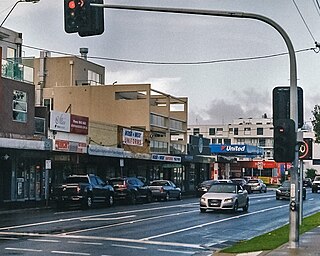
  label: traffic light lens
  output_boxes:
[68,1,76,9]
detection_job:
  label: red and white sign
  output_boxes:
[54,140,87,153]
[70,114,89,135]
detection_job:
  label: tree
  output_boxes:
[305,168,318,180]
[312,105,320,143]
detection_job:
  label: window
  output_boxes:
[229,128,233,134]
[257,127,263,135]
[216,128,223,135]
[209,128,215,135]
[234,128,239,135]
[43,98,53,111]
[218,138,223,144]
[150,114,166,127]
[193,128,200,135]
[244,127,251,135]
[259,138,266,147]
[170,119,183,131]
[13,90,27,122]
[224,139,231,145]
[211,138,217,144]
[88,70,102,85]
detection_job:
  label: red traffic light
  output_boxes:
[68,0,76,9]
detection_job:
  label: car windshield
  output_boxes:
[150,181,167,186]
[65,177,88,183]
[314,177,320,181]
[208,184,237,193]
[201,180,215,185]
[109,179,124,186]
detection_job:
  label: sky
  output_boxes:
[1,0,319,125]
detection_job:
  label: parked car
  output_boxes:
[312,176,320,193]
[196,180,220,197]
[149,180,182,201]
[303,178,312,188]
[246,179,267,193]
[200,183,249,213]
[109,177,153,204]
[276,180,306,200]
[51,174,114,209]
[231,178,252,194]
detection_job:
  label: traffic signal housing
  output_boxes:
[64,0,104,37]
[273,118,297,162]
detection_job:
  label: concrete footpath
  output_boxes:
[214,226,320,256]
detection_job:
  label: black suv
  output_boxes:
[109,177,153,204]
[52,174,114,209]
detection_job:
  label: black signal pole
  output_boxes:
[92,3,300,248]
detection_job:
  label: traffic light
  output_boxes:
[64,0,104,37]
[272,86,304,128]
[273,118,297,162]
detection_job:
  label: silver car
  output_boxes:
[200,183,249,213]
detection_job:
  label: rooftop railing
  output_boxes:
[1,59,34,84]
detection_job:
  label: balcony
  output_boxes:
[1,59,33,84]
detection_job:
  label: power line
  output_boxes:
[292,0,317,42]
[314,0,320,16]
[21,43,317,66]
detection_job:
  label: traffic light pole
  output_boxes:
[93,3,300,248]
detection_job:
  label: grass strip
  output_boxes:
[221,212,320,253]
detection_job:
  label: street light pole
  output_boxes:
[0,0,40,28]
[93,3,300,248]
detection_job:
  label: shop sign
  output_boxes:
[151,154,181,163]
[50,111,70,132]
[54,140,87,153]
[88,144,128,157]
[122,128,144,147]
[70,114,89,135]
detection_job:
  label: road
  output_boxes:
[0,188,319,256]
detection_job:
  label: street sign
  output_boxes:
[299,138,313,160]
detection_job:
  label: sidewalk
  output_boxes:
[214,226,320,256]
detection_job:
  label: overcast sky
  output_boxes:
[1,0,319,125]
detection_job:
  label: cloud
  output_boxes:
[189,88,272,125]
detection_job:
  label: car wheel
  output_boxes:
[233,201,239,213]
[82,195,93,209]
[276,196,280,200]
[146,192,153,203]
[312,189,316,193]
[177,192,182,200]
[106,194,114,207]
[264,188,267,193]
[200,208,206,213]
[130,193,137,205]
[243,199,249,212]
[164,192,170,201]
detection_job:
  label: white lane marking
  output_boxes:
[158,248,195,254]
[0,202,198,231]
[80,215,136,221]
[5,247,42,252]
[112,243,147,250]
[68,240,103,245]
[141,204,287,240]
[63,210,198,235]
[0,237,19,240]
[51,251,90,255]
[28,238,60,243]
[0,231,203,249]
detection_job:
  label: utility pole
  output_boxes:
[92,4,300,247]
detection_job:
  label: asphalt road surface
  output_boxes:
[0,188,319,256]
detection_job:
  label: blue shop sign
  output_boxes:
[210,144,263,156]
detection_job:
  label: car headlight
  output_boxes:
[200,197,206,203]
[224,198,233,203]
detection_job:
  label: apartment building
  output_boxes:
[189,117,274,160]
[30,51,189,188]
